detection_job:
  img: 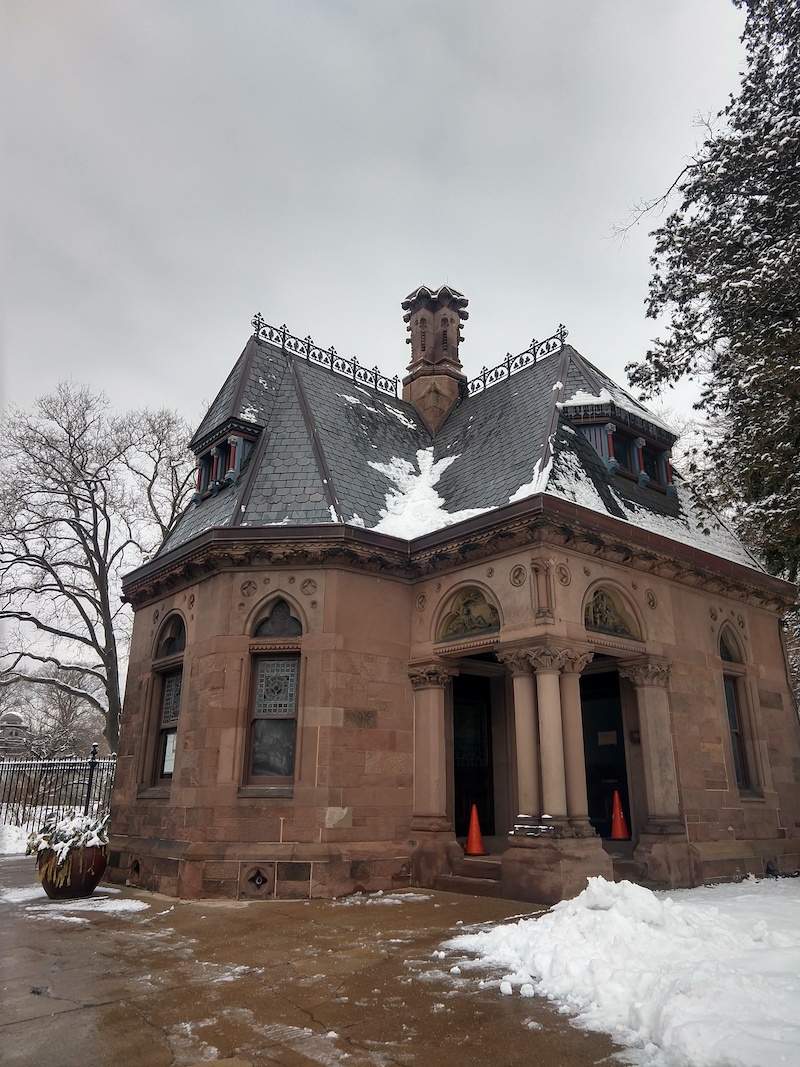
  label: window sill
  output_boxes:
[237,785,294,799]
[137,787,170,800]
[739,790,765,803]
[613,468,667,492]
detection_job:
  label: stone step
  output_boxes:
[451,857,502,880]
[611,859,645,882]
[434,874,503,898]
[611,858,666,890]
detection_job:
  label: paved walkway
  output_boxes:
[1,855,618,1067]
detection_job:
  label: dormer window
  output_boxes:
[577,421,672,493]
[193,434,256,503]
[612,433,631,471]
[641,445,661,483]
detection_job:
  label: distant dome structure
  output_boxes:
[0,708,29,758]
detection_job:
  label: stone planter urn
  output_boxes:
[38,845,109,900]
[26,810,110,901]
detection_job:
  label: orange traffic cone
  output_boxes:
[464,804,487,856]
[611,790,629,840]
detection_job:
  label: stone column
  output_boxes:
[619,659,682,834]
[560,650,594,833]
[407,662,461,888]
[528,647,569,822]
[408,662,457,829]
[497,651,540,820]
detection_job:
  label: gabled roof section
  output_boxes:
[189,335,278,453]
[558,346,678,446]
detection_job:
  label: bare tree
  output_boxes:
[0,382,194,751]
[3,668,110,759]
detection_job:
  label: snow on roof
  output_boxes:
[559,384,677,436]
[545,430,760,569]
[369,447,489,538]
[159,330,763,579]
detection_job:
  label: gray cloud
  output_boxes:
[4,0,744,422]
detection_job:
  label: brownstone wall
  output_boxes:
[110,540,800,899]
[110,566,416,897]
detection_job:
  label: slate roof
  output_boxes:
[157,325,765,575]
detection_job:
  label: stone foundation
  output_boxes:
[688,838,800,885]
[409,833,463,888]
[107,836,413,900]
[500,832,613,905]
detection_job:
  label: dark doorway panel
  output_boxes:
[580,671,631,839]
[453,674,495,837]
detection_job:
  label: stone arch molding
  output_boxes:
[582,581,644,641]
[719,621,746,662]
[152,611,187,660]
[435,583,502,643]
[246,591,308,638]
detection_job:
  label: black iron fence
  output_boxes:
[0,744,115,832]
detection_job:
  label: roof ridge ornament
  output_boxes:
[251,313,401,398]
[250,311,569,405]
[467,326,568,397]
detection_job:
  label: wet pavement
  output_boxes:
[1,855,619,1067]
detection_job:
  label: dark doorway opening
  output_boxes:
[453,674,495,837]
[580,671,631,839]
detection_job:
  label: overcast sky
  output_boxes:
[3,0,745,428]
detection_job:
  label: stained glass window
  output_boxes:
[250,657,299,779]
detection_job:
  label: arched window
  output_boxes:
[156,615,186,658]
[253,599,302,638]
[719,628,752,791]
[248,600,302,784]
[152,616,186,783]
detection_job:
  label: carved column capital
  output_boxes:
[408,662,458,690]
[561,649,594,674]
[526,646,570,673]
[496,649,534,676]
[619,658,671,688]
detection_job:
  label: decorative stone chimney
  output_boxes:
[401,285,468,434]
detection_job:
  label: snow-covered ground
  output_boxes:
[3,815,798,1066]
[448,875,800,1067]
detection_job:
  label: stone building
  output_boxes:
[108,286,800,902]
[0,709,29,759]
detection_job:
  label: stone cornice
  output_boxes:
[249,639,302,654]
[122,496,797,613]
[434,635,499,657]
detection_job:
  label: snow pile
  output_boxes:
[0,822,29,855]
[448,876,800,1067]
[370,448,487,538]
